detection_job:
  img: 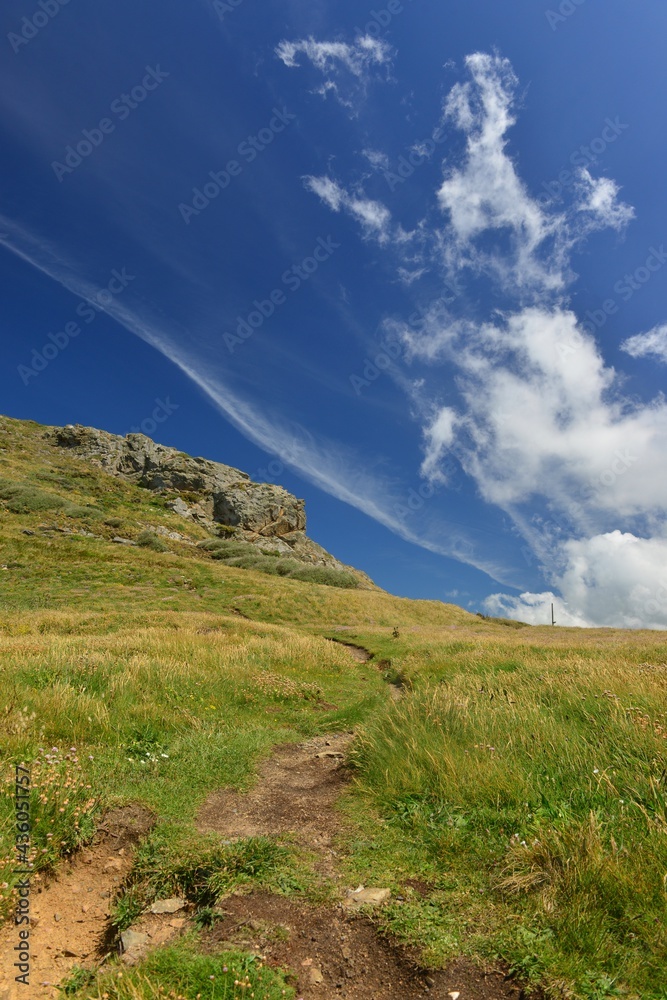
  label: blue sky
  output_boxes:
[2,0,667,627]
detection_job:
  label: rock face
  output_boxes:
[45,423,350,571]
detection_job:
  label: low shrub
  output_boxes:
[137,530,169,553]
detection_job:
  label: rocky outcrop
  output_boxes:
[45,424,350,571]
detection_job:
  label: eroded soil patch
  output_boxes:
[0,805,153,1000]
[198,734,353,878]
[206,892,529,1000]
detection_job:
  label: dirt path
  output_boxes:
[197,735,531,1000]
[198,733,353,879]
[325,637,403,700]
[0,645,531,999]
[0,805,153,1000]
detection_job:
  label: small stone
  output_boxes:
[120,930,148,954]
[112,536,138,546]
[168,918,186,929]
[22,529,35,536]
[103,859,123,872]
[449,993,461,1000]
[344,887,391,908]
[150,897,186,915]
[53,913,62,922]
[308,967,324,984]
[62,948,79,958]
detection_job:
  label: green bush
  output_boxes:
[137,530,169,553]
[0,478,65,514]
[290,565,359,588]
[196,537,359,588]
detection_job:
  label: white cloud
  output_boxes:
[435,54,633,298]
[421,406,458,483]
[484,591,589,628]
[275,35,392,108]
[576,169,635,231]
[362,148,390,171]
[303,175,394,245]
[357,53,667,627]
[621,323,667,364]
[436,53,561,294]
[488,532,667,629]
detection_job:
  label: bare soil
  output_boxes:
[198,733,354,879]
[0,805,153,1000]
[206,892,530,999]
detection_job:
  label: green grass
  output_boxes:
[1,413,667,999]
[62,936,295,999]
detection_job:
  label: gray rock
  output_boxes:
[112,536,137,546]
[46,423,370,579]
[150,897,186,914]
[120,929,148,953]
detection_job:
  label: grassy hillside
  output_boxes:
[1,414,666,1000]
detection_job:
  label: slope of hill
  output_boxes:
[0,414,666,1000]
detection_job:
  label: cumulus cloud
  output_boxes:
[484,591,589,628]
[487,532,667,629]
[275,35,392,108]
[621,323,667,364]
[331,51,666,627]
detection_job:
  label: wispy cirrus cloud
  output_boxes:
[303,175,396,245]
[0,213,516,589]
[275,35,393,109]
